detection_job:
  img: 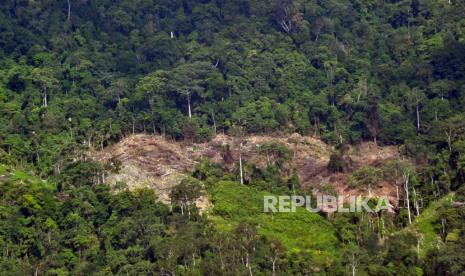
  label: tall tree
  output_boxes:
[31,67,59,108]
[230,125,246,185]
[406,87,426,131]
[171,62,212,118]
[136,70,169,109]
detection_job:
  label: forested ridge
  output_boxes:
[1,0,465,275]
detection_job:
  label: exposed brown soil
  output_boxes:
[93,133,401,205]
[304,142,402,203]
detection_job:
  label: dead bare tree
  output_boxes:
[403,171,412,225]
[271,0,303,34]
[231,125,246,185]
[67,0,71,21]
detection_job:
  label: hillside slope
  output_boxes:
[94,133,401,203]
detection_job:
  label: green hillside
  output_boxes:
[1,0,465,274]
[210,181,338,262]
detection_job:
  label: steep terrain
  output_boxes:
[94,133,401,204]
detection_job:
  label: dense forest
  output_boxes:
[1,0,465,275]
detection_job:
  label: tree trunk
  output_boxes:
[413,187,420,216]
[431,176,438,199]
[132,118,135,135]
[351,254,356,276]
[211,111,217,136]
[315,28,321,42]
[416,104,420,130]
[239,142,244,185]
[43,87,48,107]
[67,0,71,20]
[187,94,192,118]
[404,173,412,225]
[246,252,253,276]
[272,257,277,276]
[445,130,452,153]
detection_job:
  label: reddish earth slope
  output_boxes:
[93,134,401,203]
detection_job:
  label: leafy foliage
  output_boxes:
[1,0,465,274]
